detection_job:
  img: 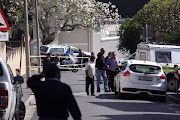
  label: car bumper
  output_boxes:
[120,80,167,97]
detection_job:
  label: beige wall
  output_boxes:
[0,43,26,76]
[0,42,6,61]
[6,47,26,76]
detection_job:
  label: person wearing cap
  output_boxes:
[27,63,82,120]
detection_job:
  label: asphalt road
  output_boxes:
[30,70,180,120]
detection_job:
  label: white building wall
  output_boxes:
[58,28,89,51]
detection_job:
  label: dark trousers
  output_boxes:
[86,76,94,95]
[108,70,116,92]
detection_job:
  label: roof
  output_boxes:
[128,60,160,66]
[137,43,180,50]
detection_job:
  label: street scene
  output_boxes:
[0,0,180,120]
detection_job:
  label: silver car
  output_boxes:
[114,60,167,102]
[0,56,25,120]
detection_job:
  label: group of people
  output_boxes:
[85,48,121,96]
[27,47,121,120]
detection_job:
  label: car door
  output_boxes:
[6,65,17,119]
[117,61,128,91]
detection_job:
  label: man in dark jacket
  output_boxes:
[27,63,82,120]
[95,48,109,92]
[42,53,52,72]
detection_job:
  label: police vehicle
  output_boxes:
[135,43,180,91]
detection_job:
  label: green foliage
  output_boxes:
[118,18,143,54]
[134,0,180,42]
[166,30,180,44]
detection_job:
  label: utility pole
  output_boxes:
[24,0,31,78]
[146,24,149,43]
[35,0,41,73]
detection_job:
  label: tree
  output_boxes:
[6,0,119,44]
[166,30,180,44]
[134,0,180,43]
[118,18,143,54]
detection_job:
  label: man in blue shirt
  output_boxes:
[66,47,74,57]
[106,51,121,92]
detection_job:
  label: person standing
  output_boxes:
[105,52,112,88]
[42,53,52,72]
[95,48,109,92]
[53,56,60,68]
[27,63,82,120]
[106,51,121,92]
[105,52,112,63]
[85,56,96,96]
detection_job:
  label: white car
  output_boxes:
[114,60,167,102]
[0,56,25,119]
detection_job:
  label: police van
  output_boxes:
[135,43,180,91]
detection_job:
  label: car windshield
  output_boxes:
[49,48,64,54]
[40,46,48,52]
[129,64,161,74]
[0,64,3,76]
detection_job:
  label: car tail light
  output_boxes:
[160,74,166,80]
[123,71,130,76]
[0,88,8,108]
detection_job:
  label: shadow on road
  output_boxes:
[96,93,162,102]
[98,114,180,120]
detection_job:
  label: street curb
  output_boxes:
[167,94,180,105]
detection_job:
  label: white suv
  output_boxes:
[0,56,25,120]
[114,60,167,102]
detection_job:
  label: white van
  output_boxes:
[135,43,180,91]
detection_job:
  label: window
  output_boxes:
[49,48,64,54]
[140,52,146,61]
[155,51,171,63]
[71,48,79,53]
[0,64,3,76]
[40,46,48,52]
[129,64,161,74]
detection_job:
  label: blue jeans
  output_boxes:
[96,69,109,91]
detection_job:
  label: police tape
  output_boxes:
[30,55,89,59]
[27,66,85,70]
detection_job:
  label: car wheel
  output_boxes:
[118,86,125,99]
[167,77,179,92]
[15,101,26,120]
[71,66,79,73]
[114,83,118,95]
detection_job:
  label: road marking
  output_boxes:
[73,92,87,96]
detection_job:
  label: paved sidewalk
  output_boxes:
[21,70,38,120]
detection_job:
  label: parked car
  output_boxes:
[114,60,167,102]
[40,44,91,63]
[0,56,25,120]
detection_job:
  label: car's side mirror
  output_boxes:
[14,76,24,84]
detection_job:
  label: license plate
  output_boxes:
[138,76,153,81]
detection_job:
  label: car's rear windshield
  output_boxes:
[0,64,3,76]
[49,48,64,54]
[40,46,48,52]
[129,64,161,74]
